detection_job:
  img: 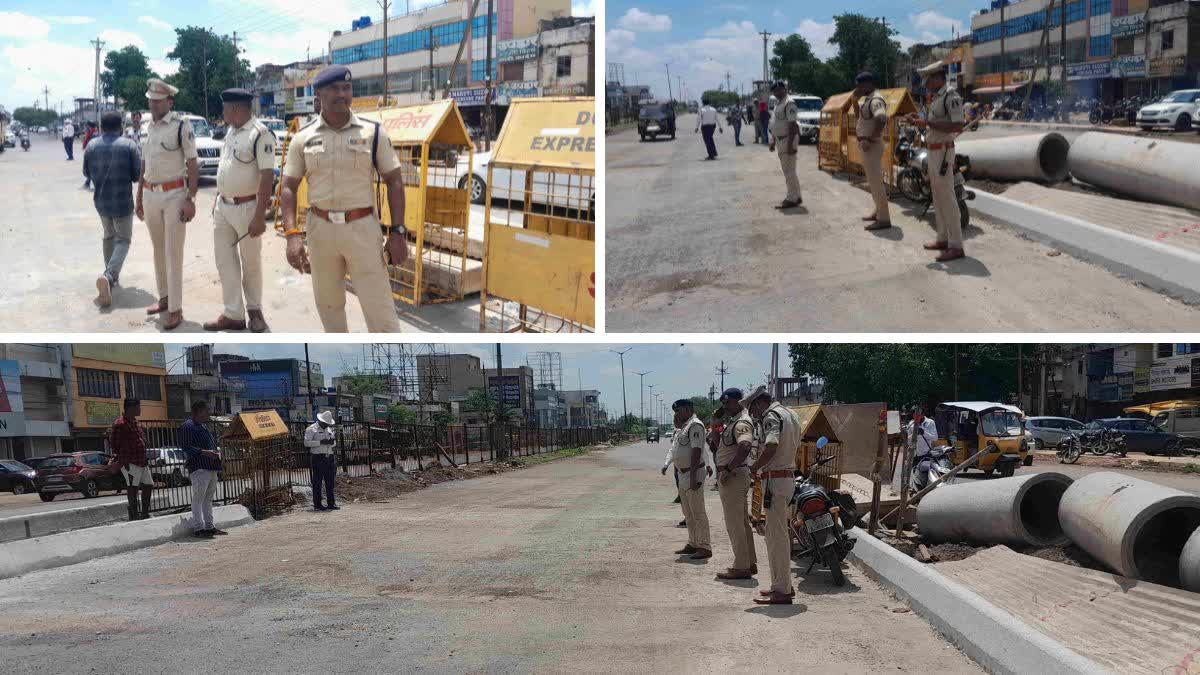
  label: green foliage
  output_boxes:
[788,344,1037,411]
[687,396,717,425]
[464,387,513,426]
[339,371,389,397]
[100,46,158,110]
[165,26,252,118]
[429,409,457,427]
[770,14,904,99]
[387,404,418,425]
[700,89,739,108]
[12,107,58,128]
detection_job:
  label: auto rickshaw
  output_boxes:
[932,402,1029,478]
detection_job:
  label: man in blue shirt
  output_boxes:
[82,111,142,308]
[178,401,226,539]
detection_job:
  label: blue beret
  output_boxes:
[314,66,352,89]
[221,88,253,103]
[721,388,743,401]
[672,399,693,410]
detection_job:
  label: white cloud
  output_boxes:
[241,28,333,68]
[796,19,836,61]
[44,15,95,25]
[572,0,595,17]
[909,10,964,42]
[1,39,97,111]
[0,12,51,40]
[148,58,179,78]
[98,29,147,51]
[137,15,172,31]
[606,29,637,52]
[619,8,672,33]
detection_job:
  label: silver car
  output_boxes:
[1024,416,1086,449]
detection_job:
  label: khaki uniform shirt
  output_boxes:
[856,92,887,139]
[770,97,799,140]
[143,111,198,184]
[757,402,800,471]
[672,415,708,474]
[718,408,754,467]
[926,85,964,144]
[217,117,274,197]
[283,112,401,211]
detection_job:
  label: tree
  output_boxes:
[100,45,158,110]
[770,34,839,98]
[688,396,717,425]
[827,14,903,88]
[464,387,512,427]
[429,409,457,427]
[700,89,739,108]
[387,404,419,425]
[12,107,58,128]
[338,371,389,398]
[166,26,252,119]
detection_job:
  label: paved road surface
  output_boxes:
[0,133,496,333]
[0,442,980,673]
[1023,457,1200,495]
[606,114,1200,332]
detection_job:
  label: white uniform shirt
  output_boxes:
[908,417,939,458]
[63,122,75,138]
[698,106,719,127]
[304,422,337,455]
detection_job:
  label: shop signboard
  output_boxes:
[1148,355,1193,391]
[497,36,539,63]
[1112,55,1147,79]
[542,83,588,97]
[1134,366,1151,393]
[489,375,522,408]
[450,87,488,107]
[1067,61,1112,81]
[497,80,540,104]
[0,360,26,437]
[1112,12,1146,38]
[1149,56,1186,78]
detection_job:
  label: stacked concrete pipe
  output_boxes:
[1183,527,1200,592]
[1069,132,1200,211]
[916,473,1074,547]
[1059,472,1200,589]
[956,132,1071,183]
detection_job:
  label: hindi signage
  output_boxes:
[1112,55,1147,78]
[497,36,539,63]
[1150,56,1186,78]
[1112,12,1146,38]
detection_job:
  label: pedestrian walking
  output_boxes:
[727,107,743,146]
[854,72,893,231]
[745,386,802,605]
[137,78,200,330]
[758,96,770,149]
[178,401,226,539]
[907,62,966,262]
[62,118,75,160]
[694,98,722,160]
[670,399,713,560]
[81,122,98,190]
[280,65,409,333]
[205,88,275,333]
[107,397,153,521]
[305,410,340,511]
[82,111,142,308]
[714,388,758,581]
[769,81,803,208]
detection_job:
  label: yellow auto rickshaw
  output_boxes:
[933,401,1029,478]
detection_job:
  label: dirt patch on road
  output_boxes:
[882,532,1106,571]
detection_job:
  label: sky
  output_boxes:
[0,0,595,114]
[164,343,776,422]
[607,0,984,101]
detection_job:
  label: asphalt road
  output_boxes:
[605,113,1200,332]
[0,133,497,333]
[0,442,980,673]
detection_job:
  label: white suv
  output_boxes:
[260,117,288,154]
[1137,89,1200,132]
[790,94,824,144]
[178,114,222,177]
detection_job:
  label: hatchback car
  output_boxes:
[0,460,37,495]
[34,452,124,501]
[1025,416,1086,449]
[1138,89,1200,131]
[1081,417,1183,456]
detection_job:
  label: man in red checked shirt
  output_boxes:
[109,398,154,521]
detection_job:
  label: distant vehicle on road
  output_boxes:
[34,452,124,501]
[147,447,191,486]
[1137,89,1200,132]
[638,101,676,142]
[790,94,823,144]
[646,429,659,443]
[0,460,36,495]
[1025,416,1086,450]
[1080,418,1183,456]
[259,117,288,153]
[179,114,223,177]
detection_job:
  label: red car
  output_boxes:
[34,452,124,502]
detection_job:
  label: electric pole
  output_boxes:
[716,361,729,392]
[1060,0,1068,120]
[878,18,891,88]
[485,0,494,151]
[709,383,716,406]
[725,71,732,95]
[90,37,105,126]
[759,30,771,83]
[647,383,656,427]
[665,63,673,102]
[379,0,391,107]
[429,28,437,101]
[1017,344,1024,409]
[42,86,50,113]
[633,370,652,426]
[1000,1,1007,96]
[610,348,632,429]
[304,344,316,422]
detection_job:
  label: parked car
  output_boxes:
[147,447,191,486]
[454,150,595,214]
[179,114,223,177]
[1137,89,1200,132]
[22,456,50,471]
[34,452,124,501]
[3,129,15,148]
[790,94,824,144]
[0,460,37,495]
[1146,405,1200,453]
[1080,418,1183,456]
[1025,416,1086,450]
[259,117,288,154]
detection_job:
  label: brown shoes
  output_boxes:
[862,214,877,222]
[935,248,966,262]
[758,589,795,597]
[923,241,949,251]
[675,544,697,555]
[752,593,794,605]
[248,309,269,333]
[95,276,112,307]
[162,311,183,331]
[690,548,712,560]
[716,567,755,580]
[864,221,892,231]
[146,298,168,315]
[203,315,247,332]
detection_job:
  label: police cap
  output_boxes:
[770,80,787,91]
[313,65,352,90]
[720,387,744,402]
[220,88,254,103]
[671,398,693,411]
[855,71,876,84]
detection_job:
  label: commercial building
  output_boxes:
[165,346,247,419]
[0,344,71,461]
[417,352,484,405]
[1037,343,1200,419]
[66,344,168,451]
[562,389,602,428]
[253,59,328,120]
[533,386,567,428]
[218,358,324,423]
[485,366,536,425]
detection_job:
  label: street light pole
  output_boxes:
[633,370,652,427]
[610,348,632,429]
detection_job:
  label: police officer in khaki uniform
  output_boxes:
[855,72,893,231]
[136,78,198,331]
[669,399,712,560]
[769,81,802,208]
[907,63,967,262]
[714,388,758,581]
[745,386,802,605]
[280,65,408,333]
[205,88,274,333]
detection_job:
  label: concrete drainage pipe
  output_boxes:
[916,472,1073,547]
[1059,471,1200,588]
[1069,132,1200,211]
[956,132,1071,183]
[1182,527,1200,592]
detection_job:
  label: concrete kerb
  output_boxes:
[979,120,1139,136]
[0,501,129,544]
[0,505,254,580]
[846,527,1110,675]
[971,190,1200,304]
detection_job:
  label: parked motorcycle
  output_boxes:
[787,437,857,587]
[1056,433,1082,464]
[894,124,976,231]
[909,444,956,492]
[1093,428,1129,457]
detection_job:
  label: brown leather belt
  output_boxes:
[761,469,795,479]
[678,465,705,473]
[928,143,955,151]
[311,206,373,224]
[142,178,186,192]
[219,194,257,205]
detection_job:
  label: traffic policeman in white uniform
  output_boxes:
[907,62,966,262]
[205,88,274,333]
[137,78,199,330]
[280,65,409,333]
[745,385,801,605]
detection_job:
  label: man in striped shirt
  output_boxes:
[178,401,226,538]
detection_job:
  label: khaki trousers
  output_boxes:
[143,188,187,313]
[776,144,802,202]
[763,476,794,595]
[306,212,401,333]
[929,147,963,247]
[213,200,263,321]
[678,483,711,550]
[718,467,757,570]
[861,141,892,223]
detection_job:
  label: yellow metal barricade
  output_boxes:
[818,92,853,173]
[479,97,595,333]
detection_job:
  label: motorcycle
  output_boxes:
[787,437,858,587]
[1056,433,1082,464]
[909,444,956,492]
[20,133,30,151]
[894,124,976,231]
[1093,428,1128,457]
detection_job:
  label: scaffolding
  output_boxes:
[354,345,452,417]
[527,351,563,391]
